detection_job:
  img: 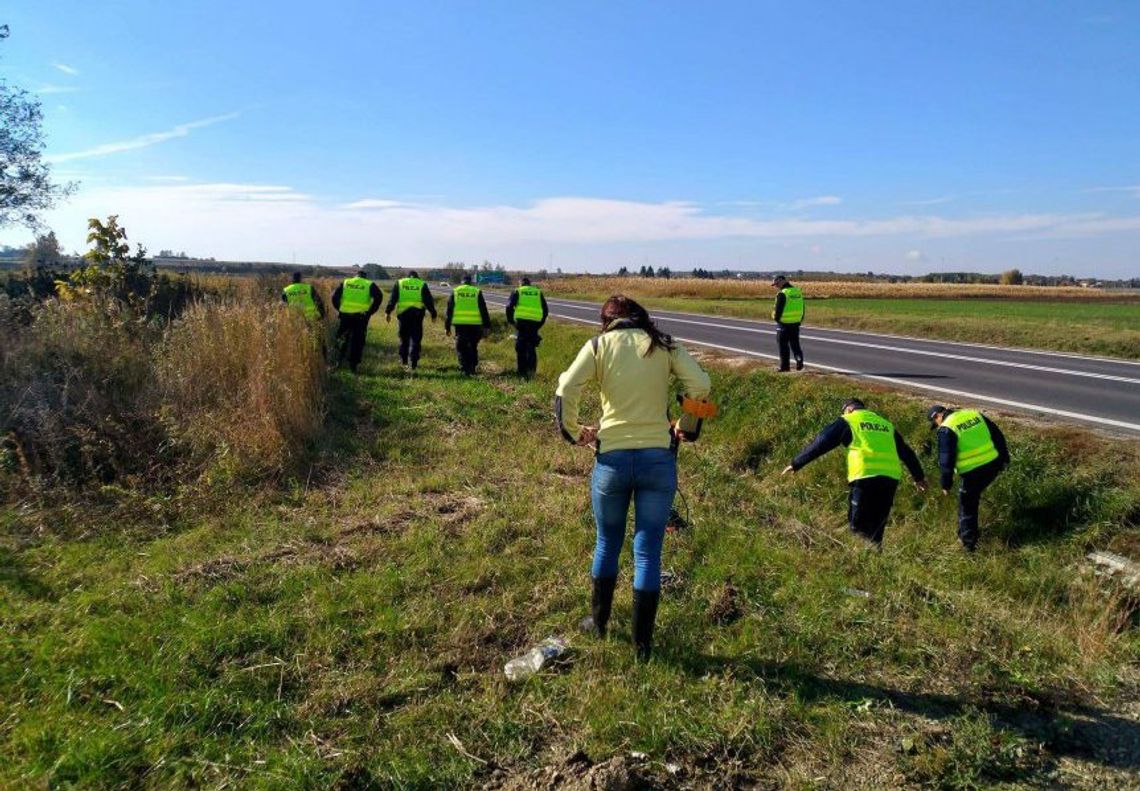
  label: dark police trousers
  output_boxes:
[397,309,426,368]
[776,322,804,370]
[848,475,898,545]
[454,325,484,375]
[336,313,371,372]
[514,319,542,376]
[958,458,1004,549]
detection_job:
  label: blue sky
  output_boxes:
[2,1,1139,275]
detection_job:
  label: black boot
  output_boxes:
[579,576,617,637]
[631,588,661,662]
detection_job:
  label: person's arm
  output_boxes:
[937,427,957,491]
[385,284,399,316]
[554,341,597,443]
[985,417,1010,467]
[478,292,492,329]
[331,284,343,311]
[539,293,549,326]
[505,291,518,325]
[894,431,926,483]
[367,283,384,317]
[314,289,326,318]
[669,344,711,400]
[422,284,437,319]
[790,419,850,471]
[772,291,786,322]
[281,289,289,305]
[444,294,455,333]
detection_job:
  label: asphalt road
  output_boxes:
[477,290,1140,436]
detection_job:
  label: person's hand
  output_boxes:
[446,328,452,337]
[577,426,598,447]
[781,464,795,475]
[915,480,928,493]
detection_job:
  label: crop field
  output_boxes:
[541,277,1140,358]
[3,308,1139,788]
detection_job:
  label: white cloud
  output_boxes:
[52,62,79,75]
[17,183,1140,270]
[34,84,80,95]
[901,195,955,207]
[1086,185,1140,197]
[45,112,240,163]
[787,195,843,210]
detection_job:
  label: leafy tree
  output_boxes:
[617,266,629,275]
[999,268,1023,285]
[22,231,63,268]
[361,263,388,280]
[0,25,75,229]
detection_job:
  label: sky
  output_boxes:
[2,1,1139,276]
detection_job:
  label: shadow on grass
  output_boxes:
[0,546,56,600]
[672,653,1139,773]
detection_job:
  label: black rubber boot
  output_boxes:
[579,576,617,637]
[631,588,661,662]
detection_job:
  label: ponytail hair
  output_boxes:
[599,294,675,355]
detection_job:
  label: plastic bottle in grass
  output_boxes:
[504,637,568,682]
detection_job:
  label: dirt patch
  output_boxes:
[431,492,486,533]
[483,751,651,791]
[707,581,744,626]
[169,540,364,586]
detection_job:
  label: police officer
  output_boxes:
[281,271,325,321]
[771,274,805,372]
[444,274,491,375]
[928,405,1010,552]
[505,277,548,377]
[782,398,926,547]
[331,269,383,373]
[384,270,437,371]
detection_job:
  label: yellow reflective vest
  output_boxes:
[513,285,544,322]
[943,409,999,474]
[283,282,318,320]
[396,277,425,313]
[841,409,902,482]
[452,284,483,325]
[339,276,374,315]
[774,286,804,324]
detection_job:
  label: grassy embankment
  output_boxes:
[2,314,1139,788]
[542,277,1140,359]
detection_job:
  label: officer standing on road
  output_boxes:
[384,270,437,371]
[782,398,926,547]
[927,405,1010,552]
[444,274,492,375]
[505,277,549,377]
[771,274,805,372]
[331,269,383,374]
[281,271,325,321]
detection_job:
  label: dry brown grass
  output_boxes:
[542,276,1138,301]
[158,301,326,481]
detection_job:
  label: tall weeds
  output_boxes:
[158,301,326,482]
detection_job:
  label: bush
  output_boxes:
[1,289,327,495]
[157,301,326,482]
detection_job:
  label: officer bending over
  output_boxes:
[928,405,1010,552]
[444,275,492,375]
[505,277,549,377]
[384,270,437,371]
[783,398,926,547]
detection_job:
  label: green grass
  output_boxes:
[2,317,1139,788]
[547,291,1140,359]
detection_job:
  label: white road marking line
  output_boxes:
[515,306,1140,434]
[539,296,1140,367]
[528,299,1140,385]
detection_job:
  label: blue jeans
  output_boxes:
[590,447,678,591]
